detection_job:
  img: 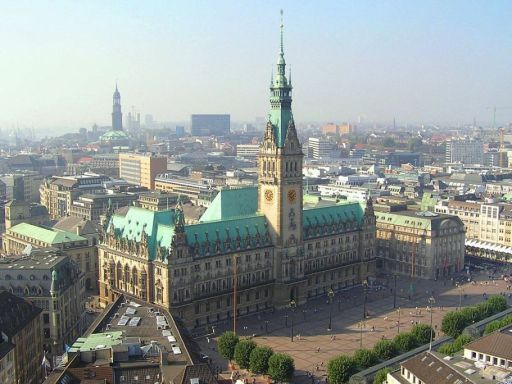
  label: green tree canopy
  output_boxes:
[327,355,356,384]
[393,333,417,353]
[249,346,274,374]
[441,311,467,338]
[268,353,294,383]
[411,324,435,345]
[234,340,257,369]
[373,339,397,361]
[352,349,378,370]
[218,331,239,361]
[373,367,392,384]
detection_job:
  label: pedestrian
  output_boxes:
[206,337,210,344]
[317,347,321,353]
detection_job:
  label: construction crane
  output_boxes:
[487,106,512,168]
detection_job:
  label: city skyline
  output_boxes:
[1,1,512,131]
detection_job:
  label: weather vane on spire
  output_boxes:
[280,9,284,54]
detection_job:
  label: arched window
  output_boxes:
[17,275,23,280]
[132,266,138,286]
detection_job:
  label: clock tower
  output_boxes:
[258,12,304,293]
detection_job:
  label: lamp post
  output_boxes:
[359,320,364,348]
[362,280,369,319]
[289,299,296,342]
[397,307,401,335]
[454,282,463,310]
[393,274,397,309]
[428,296,435,351]
[327,288,334,331]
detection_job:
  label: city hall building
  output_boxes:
[98,23,377,328]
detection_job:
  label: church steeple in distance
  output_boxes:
[112,83,123,131]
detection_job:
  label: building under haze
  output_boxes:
[98,20,377,328]
[190,114,230,136]
[445,138,484,165]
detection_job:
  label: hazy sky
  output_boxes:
[1,1,512,132]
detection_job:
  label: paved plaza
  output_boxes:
[197,269,512,382]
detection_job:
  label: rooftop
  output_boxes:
[7,223,87,245]
[464,325,512,361]
[0,291,42,338]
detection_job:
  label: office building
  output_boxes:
[0,171,44,202]
[119,152,168,189]
[191,114,230,136]
[445,138,484,164]
[69,192,138,221]
[308,137,335,159]
[0,291,43,384]
[375,206,465,279]
[236,144,260,158]
[0,252,86,357]
[98,22,377,328]
[4,200,49,229]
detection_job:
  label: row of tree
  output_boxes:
[484,313,512,335]
[437,334,473,355]
[218,332,295,383]
[441,295,508,338]
[327,324,435,384]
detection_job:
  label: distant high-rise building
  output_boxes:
[175,125,185,137]
[445,138,483,164]
[308,137,335,159]
[190,114,230,136]
[112,84,123,131]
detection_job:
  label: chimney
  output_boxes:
[76,225,82,235]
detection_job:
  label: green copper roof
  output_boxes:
[8,223,86,245]
[100,130,129,140]
[110,207,175,260]
[69,331,123,352]
[199,187,258,222]
[269,13,293,148]
[303,201,365,228]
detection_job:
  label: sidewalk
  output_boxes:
[198,271,512,382]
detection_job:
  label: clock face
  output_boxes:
[265,189,274,202]
[287,189,297,203]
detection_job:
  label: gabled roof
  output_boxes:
[199,187,258,222]
[8,223,86,245]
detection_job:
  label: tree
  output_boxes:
[438,342,457,355]
[382,137,396,148]
[441,311,466,338]
[352,349,378,370]
[373,339,397,361]
[408,137,423,152]
[411,324,435,345]
[393,333,417,353]
[234,340,257,369]
[218,331,239,361]
[249,346,274,374]
[267,353,294,383]
[327,355,356,384]
[487,295,508,312]
[373,368,392,384]
[453,334,472,350]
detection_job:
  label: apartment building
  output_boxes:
[0,291,43,384]
[0,252,86,358]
